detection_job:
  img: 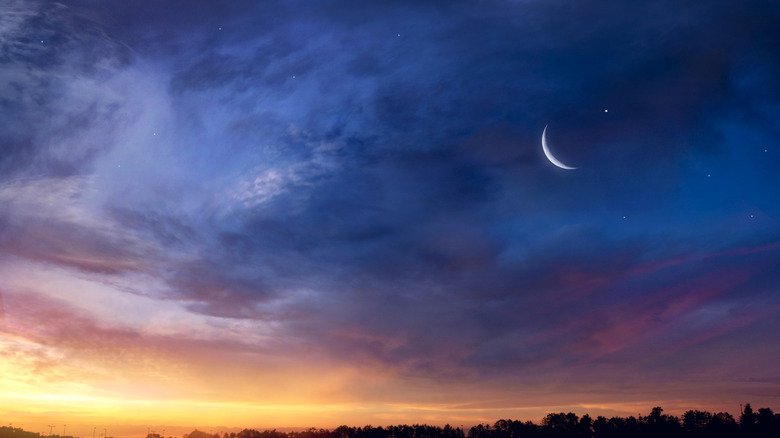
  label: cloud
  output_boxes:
[3,0,780,420]
[0,176,154,275]
[0,1,133,179]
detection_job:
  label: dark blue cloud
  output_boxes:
[4,0,780,396]
[0,1,131,179]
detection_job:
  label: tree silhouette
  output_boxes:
[741,403,757,436]
[708,412,737,438]
[577,414,592,438]
[683,410,712,436]
[183,430,219,438]
[755,408,778,438]
[542,412,580,437]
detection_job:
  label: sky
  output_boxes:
[1,0,780,435]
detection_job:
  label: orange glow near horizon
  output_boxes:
[1,284,774,438]
[1,354,761,438]
[1,266,775,437]
[0,387,687,438]
[0,328,711,434]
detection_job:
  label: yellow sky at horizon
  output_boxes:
[1,310,769,438]
[1,249,774,436]
[2,380,754,438]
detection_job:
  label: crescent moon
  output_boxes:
[541,125,577,170]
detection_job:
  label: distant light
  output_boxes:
[397,34,401,37]
[604,109,608,112]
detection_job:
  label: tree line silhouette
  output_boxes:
[3,404,778,438]
[181,405,778,438]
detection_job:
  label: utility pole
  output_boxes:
[63,426,66,437]
[48,426,55,436]
[93,428,96,438]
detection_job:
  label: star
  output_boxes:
[604,109,608,112]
